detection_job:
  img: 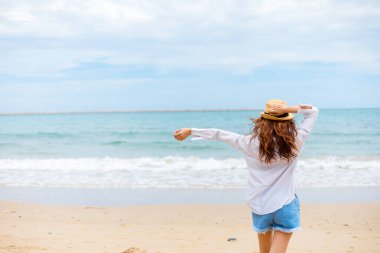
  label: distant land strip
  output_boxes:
[1,107,377,115]
[0,108,261,115]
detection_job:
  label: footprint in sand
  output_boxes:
[121,247,147,253]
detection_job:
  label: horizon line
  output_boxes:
[0,106,379,116]
[0,108,261,116]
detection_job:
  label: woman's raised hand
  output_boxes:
[173,128,192,141]
[268,104,287,116]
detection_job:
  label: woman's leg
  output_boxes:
[257,230,273,253]
[269,231,292,253]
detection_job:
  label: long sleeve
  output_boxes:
[191,128,250,153]
[297,106,319,143]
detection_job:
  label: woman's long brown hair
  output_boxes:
[250,117,299,164]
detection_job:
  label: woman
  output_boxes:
[173,99,319,253]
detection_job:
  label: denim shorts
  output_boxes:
[252,195,301,233]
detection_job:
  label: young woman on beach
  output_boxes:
[173,99,319,253]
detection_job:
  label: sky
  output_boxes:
[0,0,379,113]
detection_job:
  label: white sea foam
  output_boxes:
[0,156,379,188]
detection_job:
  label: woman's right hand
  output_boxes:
[173,128,192,141]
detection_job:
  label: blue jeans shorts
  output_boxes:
[252,195,301,233]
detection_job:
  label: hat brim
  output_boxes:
[260,112,294,121]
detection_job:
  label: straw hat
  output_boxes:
[260,99,294,121]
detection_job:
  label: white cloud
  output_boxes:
[0,0,379,75]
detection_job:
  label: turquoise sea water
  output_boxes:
[0,108,379,188]
[1,108,379,158]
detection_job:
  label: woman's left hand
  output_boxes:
[173,128,191,141]
[268,104,287,116]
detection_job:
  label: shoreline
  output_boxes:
[1,200,379,253]
[0,186,379,207]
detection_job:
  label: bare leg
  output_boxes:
[257,230,273,253]
[269,231,292,253]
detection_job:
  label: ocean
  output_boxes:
[0,109,379,190]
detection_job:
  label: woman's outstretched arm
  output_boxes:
[173,128,250,152]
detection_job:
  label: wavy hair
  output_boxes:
[250,117,299,164]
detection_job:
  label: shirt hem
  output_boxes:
[249,194,296,215]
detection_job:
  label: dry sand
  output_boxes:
[0,200,379,253]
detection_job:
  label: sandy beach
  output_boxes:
[0,200,379,253]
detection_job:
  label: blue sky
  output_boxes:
[0,0,379,113]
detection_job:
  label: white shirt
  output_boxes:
[191,106,319,214]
